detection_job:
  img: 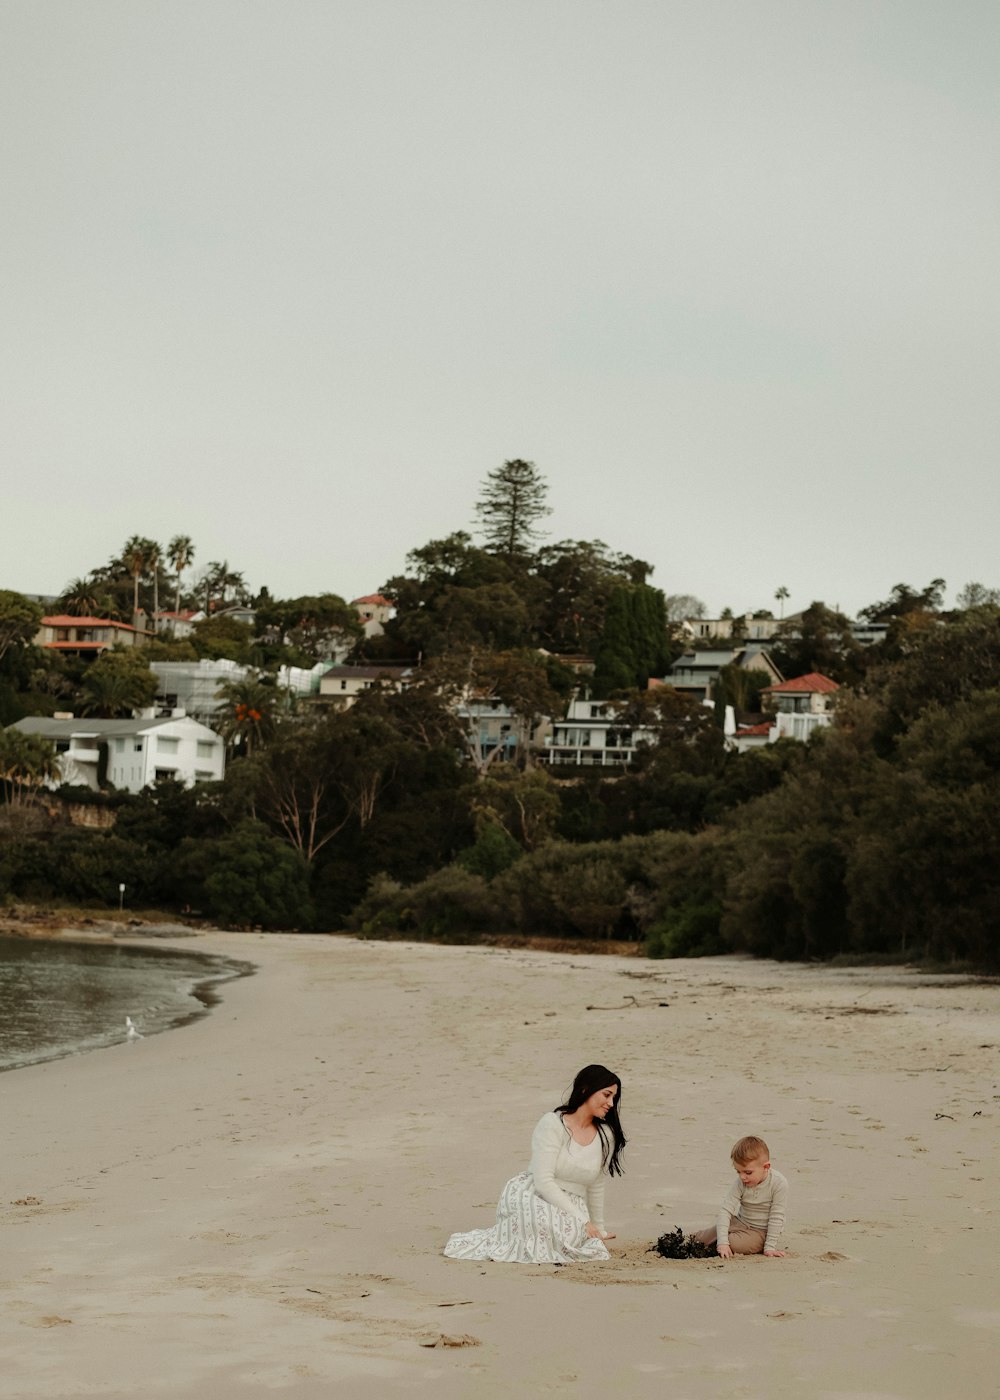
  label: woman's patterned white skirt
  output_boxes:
[443,1172,610,1265]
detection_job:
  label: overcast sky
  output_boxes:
[3,1,998,619]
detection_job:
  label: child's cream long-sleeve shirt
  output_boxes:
[717,1168,788,1253]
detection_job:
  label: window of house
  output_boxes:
[114,738,125,752]
[194,770,213,782]
[195,741,214,758]
[134,741,144,752]
[341,680,347,690]
[157,736,180,753]
[154,767,175,782]
[56,740,70,753]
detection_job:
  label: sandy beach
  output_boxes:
[2,932,996,1400]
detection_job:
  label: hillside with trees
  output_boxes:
[2,461,999,968]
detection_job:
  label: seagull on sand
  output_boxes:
[125,1017,143,1041]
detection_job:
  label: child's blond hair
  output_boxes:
[731,1135,769,1165]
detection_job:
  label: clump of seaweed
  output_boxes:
[650,1227,716,1260]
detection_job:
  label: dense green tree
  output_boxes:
[860,578,946,623]
[190,820,313,929]
[471,766,561,849]
[0,729,60,806]
[592,584,670,696]
[79,651,158,718]
[867,607,1000,750]
[383,533,534,658]
[0,591,42,666]
[534,540,653,654]
[239,709,408,863]
[189,615,258,664]
[255,593,362,663]
[769,601,865,684]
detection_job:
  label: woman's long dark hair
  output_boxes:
[554,1064,627,1177]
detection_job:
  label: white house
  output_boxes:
[542,698,657,768]
[152,608,203,638]
[681,613,782,644]
[351,593,394,642]
[8,715,226,793]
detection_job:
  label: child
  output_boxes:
[693,1134,788,1258]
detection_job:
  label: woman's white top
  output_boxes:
[528,1111,607,1229]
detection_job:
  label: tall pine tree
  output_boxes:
[474,459,551,557]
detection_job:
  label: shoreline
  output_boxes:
[2,932,997,1398]
[0,925,257,1075]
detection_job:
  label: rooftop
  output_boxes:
[761,672,839,694]
[40,615,137,630]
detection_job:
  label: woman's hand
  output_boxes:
[763,1248,786,1257]
[585,1221,614,1240]
[717,1243,734,1259]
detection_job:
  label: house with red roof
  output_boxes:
[351,593,394,641]
[36,615,147,659]
[757,672,840,743]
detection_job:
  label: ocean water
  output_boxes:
[0,933,253,1072]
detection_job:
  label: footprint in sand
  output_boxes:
[819,1251,849,1262]
[25,1316,73,1327]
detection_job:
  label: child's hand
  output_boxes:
[763,1249,786,1257]
[717,1243,734,1259]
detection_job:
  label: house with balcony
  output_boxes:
[36,615,146,658]
[7,714,226,793]
[542,698,657,768]
[759,672,839,742]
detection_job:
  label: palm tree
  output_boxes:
[147,540,162,632]
[121,536,159,623]
[79,669,138,718]
[774,586,790,620]
[57,577,107,617]
[215,674,282,754]
[167,535,195,615]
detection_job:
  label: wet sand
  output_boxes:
[2,933,996,1398]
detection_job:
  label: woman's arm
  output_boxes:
[586,1181,607,1234]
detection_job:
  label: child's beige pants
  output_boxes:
[692,1220,767,1255]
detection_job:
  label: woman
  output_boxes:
[444,1064,627,1264]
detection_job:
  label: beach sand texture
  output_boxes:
[2,933,996,1399]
